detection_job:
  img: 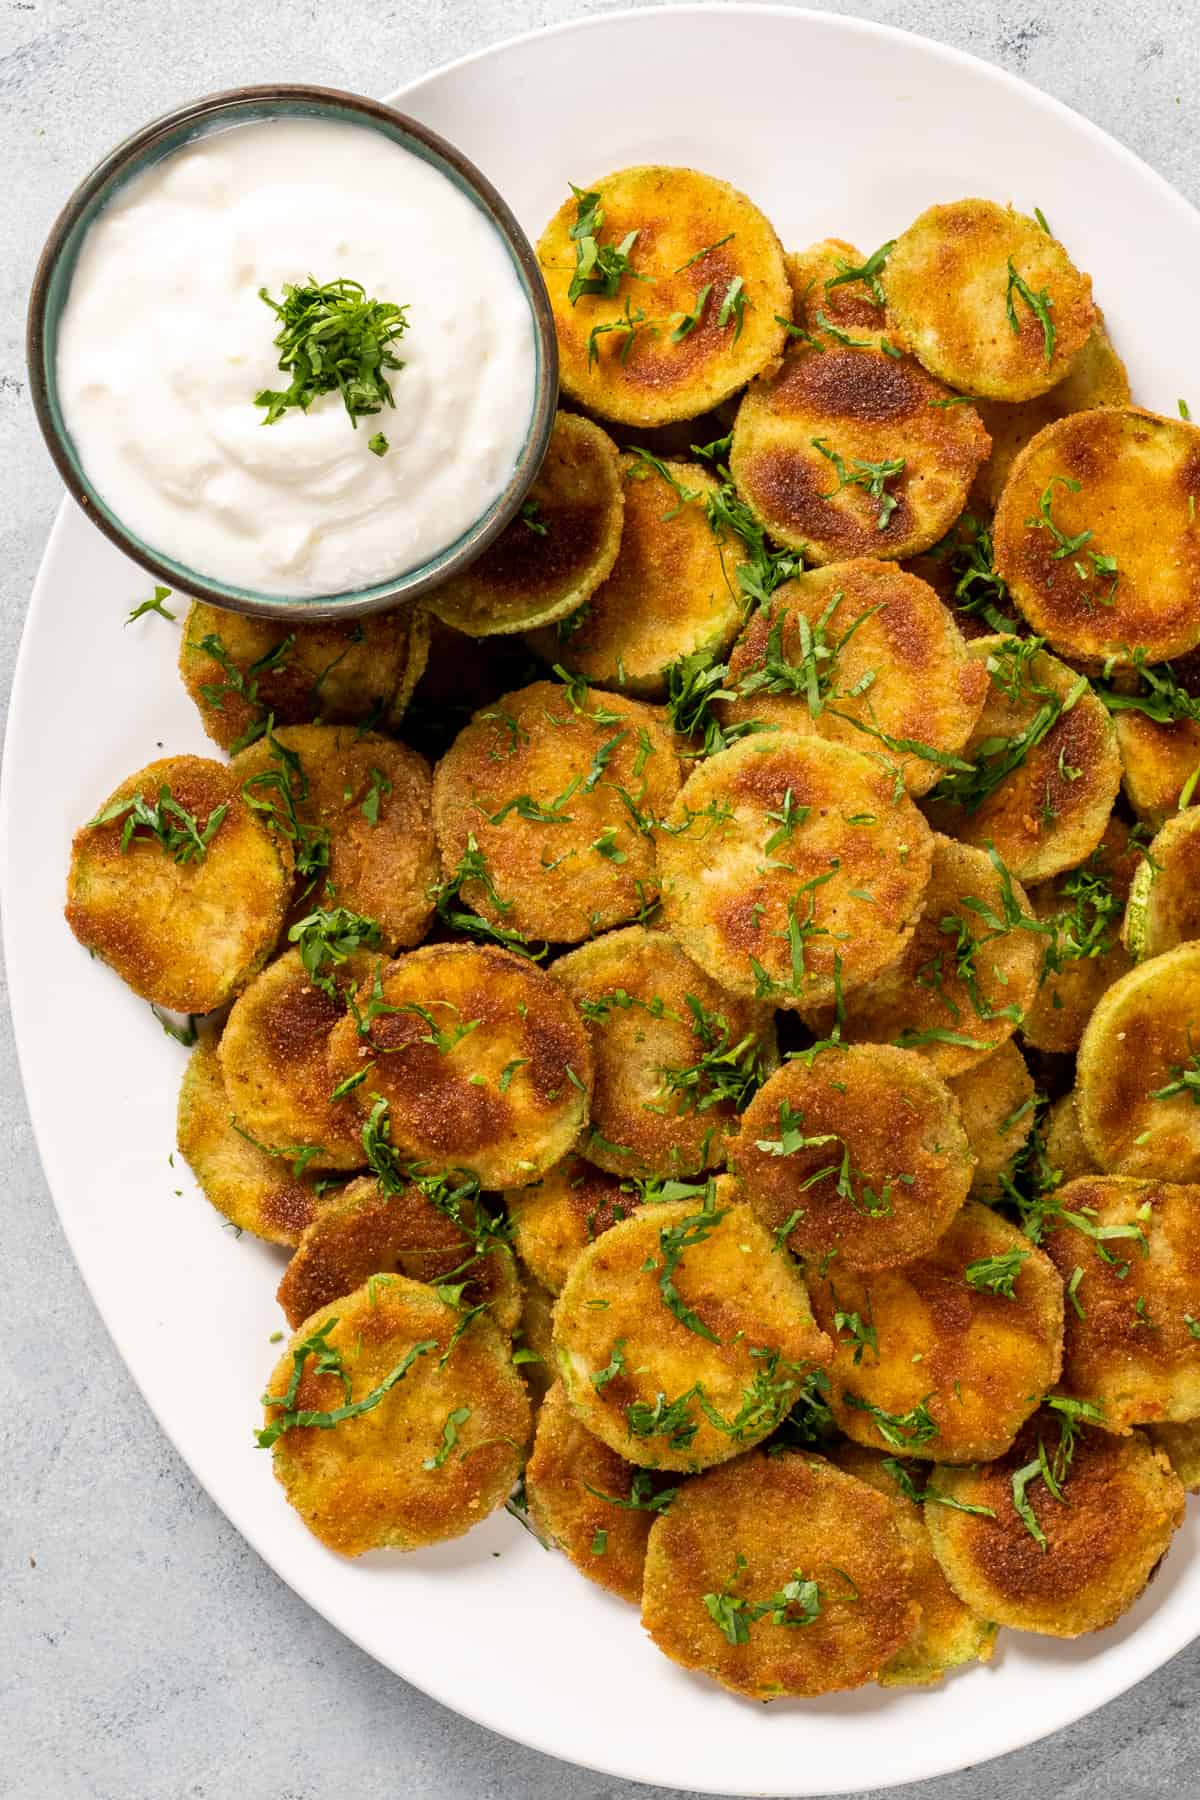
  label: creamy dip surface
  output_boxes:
[56,118,538,596]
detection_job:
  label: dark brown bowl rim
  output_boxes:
[26,83,559,622]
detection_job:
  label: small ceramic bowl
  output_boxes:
[27,84,558,621]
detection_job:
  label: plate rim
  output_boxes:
[5,8,1199,1793]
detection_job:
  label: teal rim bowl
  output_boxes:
[27,84,559,622]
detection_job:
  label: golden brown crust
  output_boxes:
[1114,707,1200,828]
[1146,1418,1200,1492]
[276,1174,521,1334]
[657,732,935,1010]
[506,1152,643,1292]
[429,413,624,636]
[885,201,1096,401]
[526,1382,662,1604]
[1043,1093,1098,1185]
[927,1414,1185,1635]
[65,755,292,1013]
[326,942,592,1190]
[431,680,682,945]
[1022,818,1138,1053]
[1040,1175,1200,1430]
[809,1200,1064,1462]
[1076,942,1200,1180]
[554,926,776,1178]
[717,561,989,796]
[263,1276,530,1556]
[946,1039,1034,1200]
[784,240,890,348]
[554,1198,831,1471]
[538,165,790,428]
[728,342,991,563]
[993,408,1200,666]
[641,1450,918,1697]
[730,1045,973,1271]
[529,456,742,696]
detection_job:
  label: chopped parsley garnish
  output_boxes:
[198,633,293,752]
[825,239,895,307]
[520,498,548,535]
[423,1406,471,1470]
[929,636,1088,813]
[255,279,409,430]
[257,1317,435,1447]
[125,584,175,625]
[583,1471,678,1513]
[1148,1039,1200,1106]
[964,1248,1029,1298]
[239,726,331,886]
[658,998,769,1115]
[670,281,713,341]
[88,784,227,864]
[842,1392,938,1450]
[924,513,1018,633]
[1095,648,1200,729]
[1010,1397,1105,1549]
[288,906,381,1002]
[652,1198,729,1342]
[1026,477,1119,606]
[703,1555,822,1644]
[429,833,543,960]
[567,185,646,304]
[368,432,389,457]
[361,766,391,826]
[1005,260,1056,364]
[880,1458,996,1518]
[592,1339,628,1391]
[717,275,748,339]
[811,438,905,530]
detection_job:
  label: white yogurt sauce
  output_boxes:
[56,117,538,596]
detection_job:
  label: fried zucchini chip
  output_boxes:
[431,679,681,945]
[1023,819,1138,1053]
[993,408,1200,666]
[554,926,776,1178]
[276,1174,520,1334]
[947,1040,1035,1201]
[1146,1419,1200,1492]
[177,1038,334,1245]
[972,321,1131,510]
[326,943,592,1191]
[730,1045,973,1271]
[554,1198,831,1471]
[830,1443,997,1685]
[926,1413,1184,1635]
[809,1200,1064,1463]
[261,1275,530,1556]
[657,732,934,1010]
[538,165,790,428]
[717,560,988,796]
[641,1449,917,1697]
[1040,1175,1200,1431]
[784,239,890,350]
[529,454,741,696]
[829,836,1043,1078]
[923,636,1120,884]
[218,948,375,1171]
[516,1273,558,1408]
[179,601,428,752]
[729,341,990,562]
[1123,806,1200,960]
[65,754,292,1013]
[1043,1092,1097,1185]
[1076,943,1200,1179]
[1111,679,1200,828]
[231,725,437,951]
[884,200,1096,401]
[506,1153,643,1292]
[428,413,624,637]
[526,1381,671,1604]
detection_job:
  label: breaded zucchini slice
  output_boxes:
[276,1174,520,1335]
[231,725,437,952]
[1043,1092,1097,1184]
[729,1045,973,1272]
[1076,943,1200,1179]
[526,1381,670,1604]
[65,754,292,1014]
[1146,1419,1200,1492]
[923,635,1120,884]
[180,600,427,752]
[728,342,990,562]
[516,1273,558,1408]
[326,943,592,1191]
[261,1274,530,1557]
[947,1040,1035,1201]
[1112,693,1200,828]
[993,408,1200,666]
[1123,806,1200,960]
[505,1152,643,1292]
[641,1449,917,1698]
[784,239,890,350]
[431,679,681,945]
[177,1038,334,1245]
[926,1413,1184,1636]
[809,1200,1064,1463]
[884,200,1096,402]
[718,560,988,796]
[553,1197,831,1471]
[657,732,934,1010]
[1023,818,1138,1053]
[972,321,1131,510]
[428,413,624,637]
[829,1443,997,1686]
[830,836,1043,1078]
[554,926,776,1178]
[528,455,741,697]
[218,948,375,1171]
[1040,1175,1200,1431]
[537,165,790,429]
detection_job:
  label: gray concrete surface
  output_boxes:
[2,1,1198,1794]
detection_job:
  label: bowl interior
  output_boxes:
[30,89,556,620]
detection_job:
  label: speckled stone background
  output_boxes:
[2,3,1199,1795]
